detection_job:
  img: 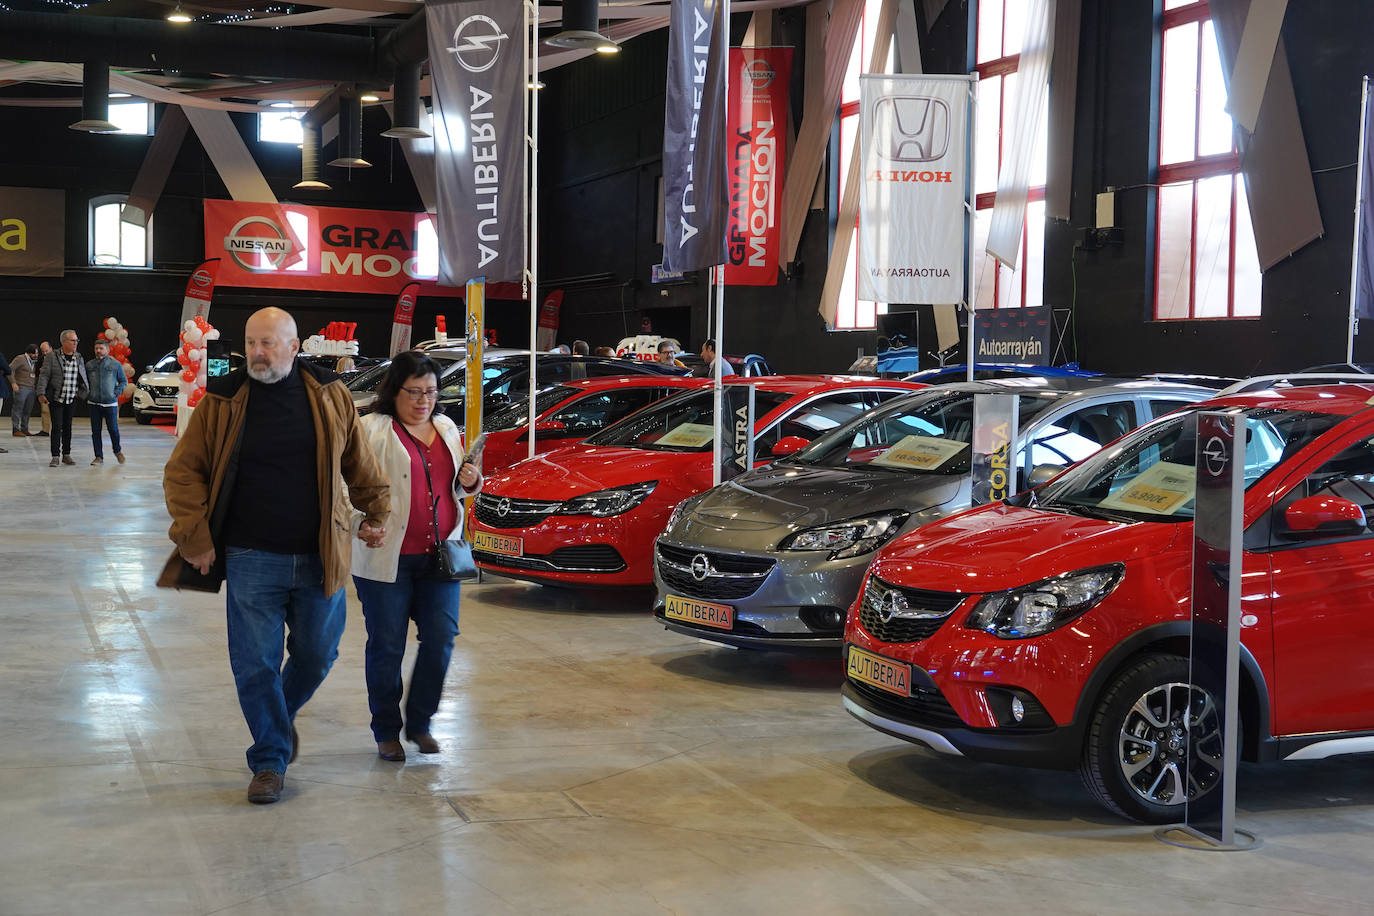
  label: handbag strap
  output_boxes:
[397,421,445,549]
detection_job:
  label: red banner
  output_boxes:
[390,281,418,356]
[179,258,221,325]
[204,199,468,297]
[725,48,791,286]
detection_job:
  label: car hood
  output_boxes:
[870,502,1181,594]
[671,462,964,551]
[137,371,181,387]
[482,446,709,500]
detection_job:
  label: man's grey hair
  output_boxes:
[60,329,77,342]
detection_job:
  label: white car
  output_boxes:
[132,349,245,424]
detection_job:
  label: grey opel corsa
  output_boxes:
[652,378,1215,651]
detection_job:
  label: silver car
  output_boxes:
[652,378,1215,651]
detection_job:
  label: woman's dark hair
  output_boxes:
[373,350,443,419]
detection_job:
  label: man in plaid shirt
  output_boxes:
[37,329,89,467]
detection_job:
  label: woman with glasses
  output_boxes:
[351,351,481,761]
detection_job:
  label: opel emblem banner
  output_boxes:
[858,74,973,304]
[662,0,728,273]
[426,0,528,286]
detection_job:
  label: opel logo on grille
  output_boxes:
[690,553,712,581]
[877,589,908,623]
[496,497,511,518]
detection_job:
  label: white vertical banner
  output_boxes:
[984,0,1054,268]
[857,74,973,303]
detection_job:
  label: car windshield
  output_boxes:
[584,388,792,452]
[1035,406,1343,522]
[483,385,577,432]
[348,356,459,393]
[789,390,1058,475]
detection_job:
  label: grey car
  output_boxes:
[652,378,1216,651]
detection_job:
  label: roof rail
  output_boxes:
[1217,373,1374,397]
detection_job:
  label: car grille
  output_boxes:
[656,542,775,601]
[847,678,966,729]
[474,544,625,573]
[150,385,178,398]
[856,577,964,644]
[474,493,562,529]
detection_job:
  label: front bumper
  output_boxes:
[470,496,661,587]
[132,387,177,414]
[650,540,871,650]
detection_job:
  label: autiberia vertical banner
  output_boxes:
[858,74,971,303]
[426,0,528,286]
[662,0,729,273]
[725,47,792,286]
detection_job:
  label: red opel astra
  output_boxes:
[843,383,1374,822]
[470,376,924,587]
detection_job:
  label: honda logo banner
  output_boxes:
[858,75,973,303]
[725,48,791,286]
[426,0,527,286]
[662,0,729,273]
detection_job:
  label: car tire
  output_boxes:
[1079,653,1225,824]
[134,409,152,425]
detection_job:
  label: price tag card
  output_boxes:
[871,435,969,471]
[1099,461,1196,515]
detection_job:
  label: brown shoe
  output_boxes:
[247,770,284,804]
[115,451,126,464]
[61,455,74,466]
[406,732,441,755]
[377,739,406,762]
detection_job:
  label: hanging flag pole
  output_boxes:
[966,76,979,383]
[1348,74,1370,364]
[527,0,540,459]
[712,0,731,487]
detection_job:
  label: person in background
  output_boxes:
[86,338,127,466]
[34,340,51,437]
[571,340,590,357]
[0,346,12,450]
[593,346,616,357]
[335,356,355,373]
[692,338,735,378]
[162,307,391,805]
[656,340,686,369]
[37,330,88,467]
[351,351,482,762]
[10,344,38,437]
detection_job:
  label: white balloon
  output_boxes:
[184,328,202,346]
[104,328,117,341]
[203,329,221,341]
[184,319,196,332]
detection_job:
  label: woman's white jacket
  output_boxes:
[351,411,483,584]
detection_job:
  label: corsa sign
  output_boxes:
[204,199,464,297]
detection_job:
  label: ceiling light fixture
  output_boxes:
[380,63,430,139]
[360,93,380,103]
[166,3,192,23]
[546,0,619,53]
[70,61,121,133]
[269,101,294,109]
[108,92,131,99]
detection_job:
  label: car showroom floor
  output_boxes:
[3,421,1373,915]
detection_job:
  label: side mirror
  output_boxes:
[1026,463,1064,489]
[771,435,810,457]
[144,365,153,373]
[1284,495,1368,537]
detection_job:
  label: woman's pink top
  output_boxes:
[394,421,459,555]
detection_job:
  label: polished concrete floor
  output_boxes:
[3,420,1374,915]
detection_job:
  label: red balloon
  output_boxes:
[181,369,196,383]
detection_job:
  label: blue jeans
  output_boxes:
[11,387,34,432]
[225,548,346,774]
[89,403,121,458]
[354,554,462,742]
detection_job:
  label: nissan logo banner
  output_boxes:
[858,75,972,304]
[724,48,791,286]
[662,0,729,273]
[426,0,528,287]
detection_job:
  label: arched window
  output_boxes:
[89,194,151,268]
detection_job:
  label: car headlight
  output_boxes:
[778,510,910,560]
[557,481,658,518]
[964,564,1124,639]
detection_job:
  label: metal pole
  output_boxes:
[527,0,540,460]
[966,74,978,382]
[1348,75,1369,365]
[711,0,730,487]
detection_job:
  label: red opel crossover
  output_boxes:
[843,383,1374,822]
[470,376,924,587]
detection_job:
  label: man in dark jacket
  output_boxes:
[36,330,88,467]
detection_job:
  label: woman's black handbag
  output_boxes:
[402,423,479,581]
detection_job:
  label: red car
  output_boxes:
[842,383,1374,823]
[470,376,925,586]
[481,376,709,476]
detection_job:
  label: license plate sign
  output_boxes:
[846,646,911,697]
[664,594,734,630]
[473,530,522,557]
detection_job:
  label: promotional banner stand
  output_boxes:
[1346,74,1370,363]
[1155,411,1260,852]
[970,393,1017,507]
[965,78,978,383]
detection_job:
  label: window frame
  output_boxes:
[88,193,153,269]
[1152,0,1261,321]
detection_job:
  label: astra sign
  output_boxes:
[204,199,464,297]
